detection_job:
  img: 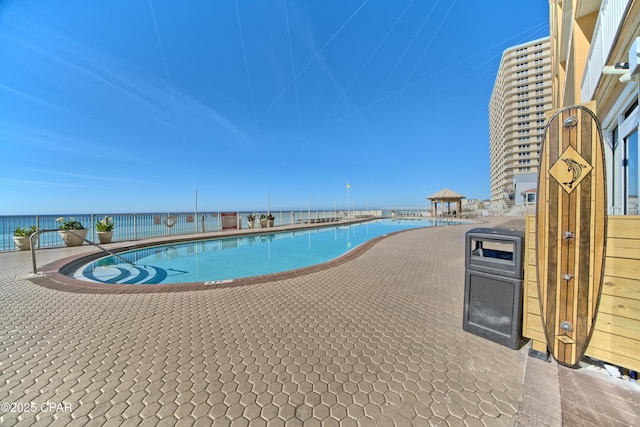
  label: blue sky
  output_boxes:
[0,1,549,215]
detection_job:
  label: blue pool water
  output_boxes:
[73,219,448,285]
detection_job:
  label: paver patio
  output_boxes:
[0,218,635,426]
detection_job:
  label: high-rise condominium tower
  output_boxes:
[489,37,552,211]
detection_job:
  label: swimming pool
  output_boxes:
[72,219,449,285]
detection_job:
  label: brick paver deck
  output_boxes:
[0,218,636,426]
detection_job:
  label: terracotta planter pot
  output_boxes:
[58,229,88,247]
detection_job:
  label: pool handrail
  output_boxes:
[30,229,135,274]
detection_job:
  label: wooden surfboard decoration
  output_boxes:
[536,103,607,367]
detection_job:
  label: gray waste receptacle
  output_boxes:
[463,228,525,349]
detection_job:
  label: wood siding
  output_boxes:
[524,215,640,371]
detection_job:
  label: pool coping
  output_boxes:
[29,219,461,294]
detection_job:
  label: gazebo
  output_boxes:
[427,188,465,217]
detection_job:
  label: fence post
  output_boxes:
[36,215,40,248]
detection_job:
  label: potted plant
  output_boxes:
[267,213,275,227]
[56,217,88,247]
[96,216,115,244]
[13,225,38,251]
[247,214,256,229]
[259,214,268,228]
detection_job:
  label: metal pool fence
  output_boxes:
[1,210,383,252]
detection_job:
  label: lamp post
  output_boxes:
[346,182,351,219]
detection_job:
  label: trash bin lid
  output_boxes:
[466,227,524,238]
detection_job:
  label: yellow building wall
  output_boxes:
[523,215,640,371]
